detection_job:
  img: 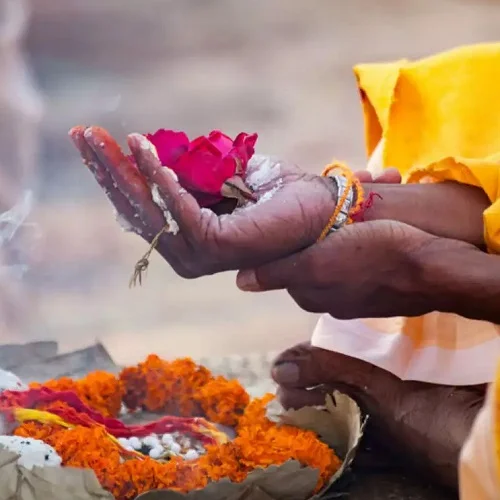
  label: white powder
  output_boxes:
[0,436,62,470]
[115,211,134,233]
[164,166,179,182]
[151,184,167,211]
[151,184,180,235]
[141,139,158,157]
[256,179,283,205]
[165,211,180,235]
[200,207,219,222]
[234,179,283,213]
[130,133,160,160]
[246,155,281,190]
[0,369,27,392]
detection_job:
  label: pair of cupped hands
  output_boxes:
[70,126,464,319]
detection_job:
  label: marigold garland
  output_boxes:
[30,370,124,418]
[6,355,342,499]
[120,355,213,417]
[195,376,250,427]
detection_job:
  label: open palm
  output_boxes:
[70,126,339,279]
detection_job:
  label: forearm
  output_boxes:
[362,182,489,247]
[417,240,500,324]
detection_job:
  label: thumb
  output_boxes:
[236,251,314,292]
[236,269,264,292]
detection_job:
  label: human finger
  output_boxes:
[127,133,205,238]
[277,386,328,410]
[236,249,318,292]
[69,126,144,234]
[352,170,374,183]
[374,167,402,184]
[84,126,165,237]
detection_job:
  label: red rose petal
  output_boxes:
[175,149,235,195]
[145,129,189,166]
[139,129,258,207]
[207,131,235,155]
[188,135,223,157]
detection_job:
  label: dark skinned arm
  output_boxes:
[419,239,500,324]
[362,181,489,248]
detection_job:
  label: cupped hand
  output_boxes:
[236,220,475,319]
[70,126,343,278]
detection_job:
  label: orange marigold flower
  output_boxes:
[119,365,146,411]
[46,426,122,469]
[30,377,78,393]
[198,442,250,483]
[235,424,342,490]
[110,458,163,500]
[237,392,275,431]
[14,421,62,442]
[160,459,210,493]
[195,376,249,427]
[77,371,124,418]
[120,355,212,415]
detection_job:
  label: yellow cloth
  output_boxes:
[354,43,500,252]
[351,43,500,496]
[349,44,500,363]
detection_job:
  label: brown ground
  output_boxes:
[5,0,500,368]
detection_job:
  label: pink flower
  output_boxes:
[144,129,258,207]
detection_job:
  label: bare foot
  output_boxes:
[272,342,486,490]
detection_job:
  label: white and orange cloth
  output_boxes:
[312,43,500,387]
[459,366,500,499]
[310,43,500,496]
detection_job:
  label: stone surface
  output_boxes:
[11,343,118,382]
[0,341,57,370]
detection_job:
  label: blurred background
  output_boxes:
[1,0,500,365]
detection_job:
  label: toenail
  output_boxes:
[272,362,300,384]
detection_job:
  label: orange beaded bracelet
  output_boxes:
[317,161,365,241]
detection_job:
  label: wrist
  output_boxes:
[361,182,488,246]
[312,175,339,238]
[413,238,500,322]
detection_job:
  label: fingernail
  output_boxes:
[272,362,300,384]
[236,270,260,292]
